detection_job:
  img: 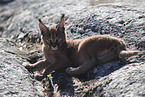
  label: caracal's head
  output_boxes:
[39,14,66,51]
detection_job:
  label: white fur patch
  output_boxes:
[51,46,58,50]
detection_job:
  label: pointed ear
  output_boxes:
[57,14,65,32]
[38,19,49,35]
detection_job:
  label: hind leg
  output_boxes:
[66,58,96,75]
[97,51,118,64]
[97,45,123,64]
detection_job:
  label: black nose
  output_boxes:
[50,40,57,47]
[52,43,57,47]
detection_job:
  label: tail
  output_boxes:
[119,50,144,58]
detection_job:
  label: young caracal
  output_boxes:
[24,14,139,81]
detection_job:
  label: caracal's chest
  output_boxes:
[42,46,66,63]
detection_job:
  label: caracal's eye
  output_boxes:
[46,38,51,43]
[57,38,62,42]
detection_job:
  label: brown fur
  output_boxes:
[23,14,139,81]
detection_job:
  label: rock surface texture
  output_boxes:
[0,39,44,96]
[0,0,145,96]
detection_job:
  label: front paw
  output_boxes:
[66,67,74,75]
[23,62,34,72]
[35,75,44,81]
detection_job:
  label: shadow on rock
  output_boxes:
[41,58,129,96]
[0,0,15,4]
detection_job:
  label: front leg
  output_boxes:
[35,60,71,81]
[23,60,50,73]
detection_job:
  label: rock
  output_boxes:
[0,26,3,30]
[136,41,145,49]
[0,0,145,96]
[103,62,145,96]
[70,27,77,33]
[0,38,44,97]
[78,28,85,34]
[43,62,145,96]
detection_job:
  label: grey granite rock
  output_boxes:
[0,0,145,96]
[0,38,44,97]
[103,62,145,96]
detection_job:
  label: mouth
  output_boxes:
[51,46,58,50]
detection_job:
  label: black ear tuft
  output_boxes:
[61,14,65,20]
[57,14,65,32]
[38,19,49,35]
[38,19,43,24]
